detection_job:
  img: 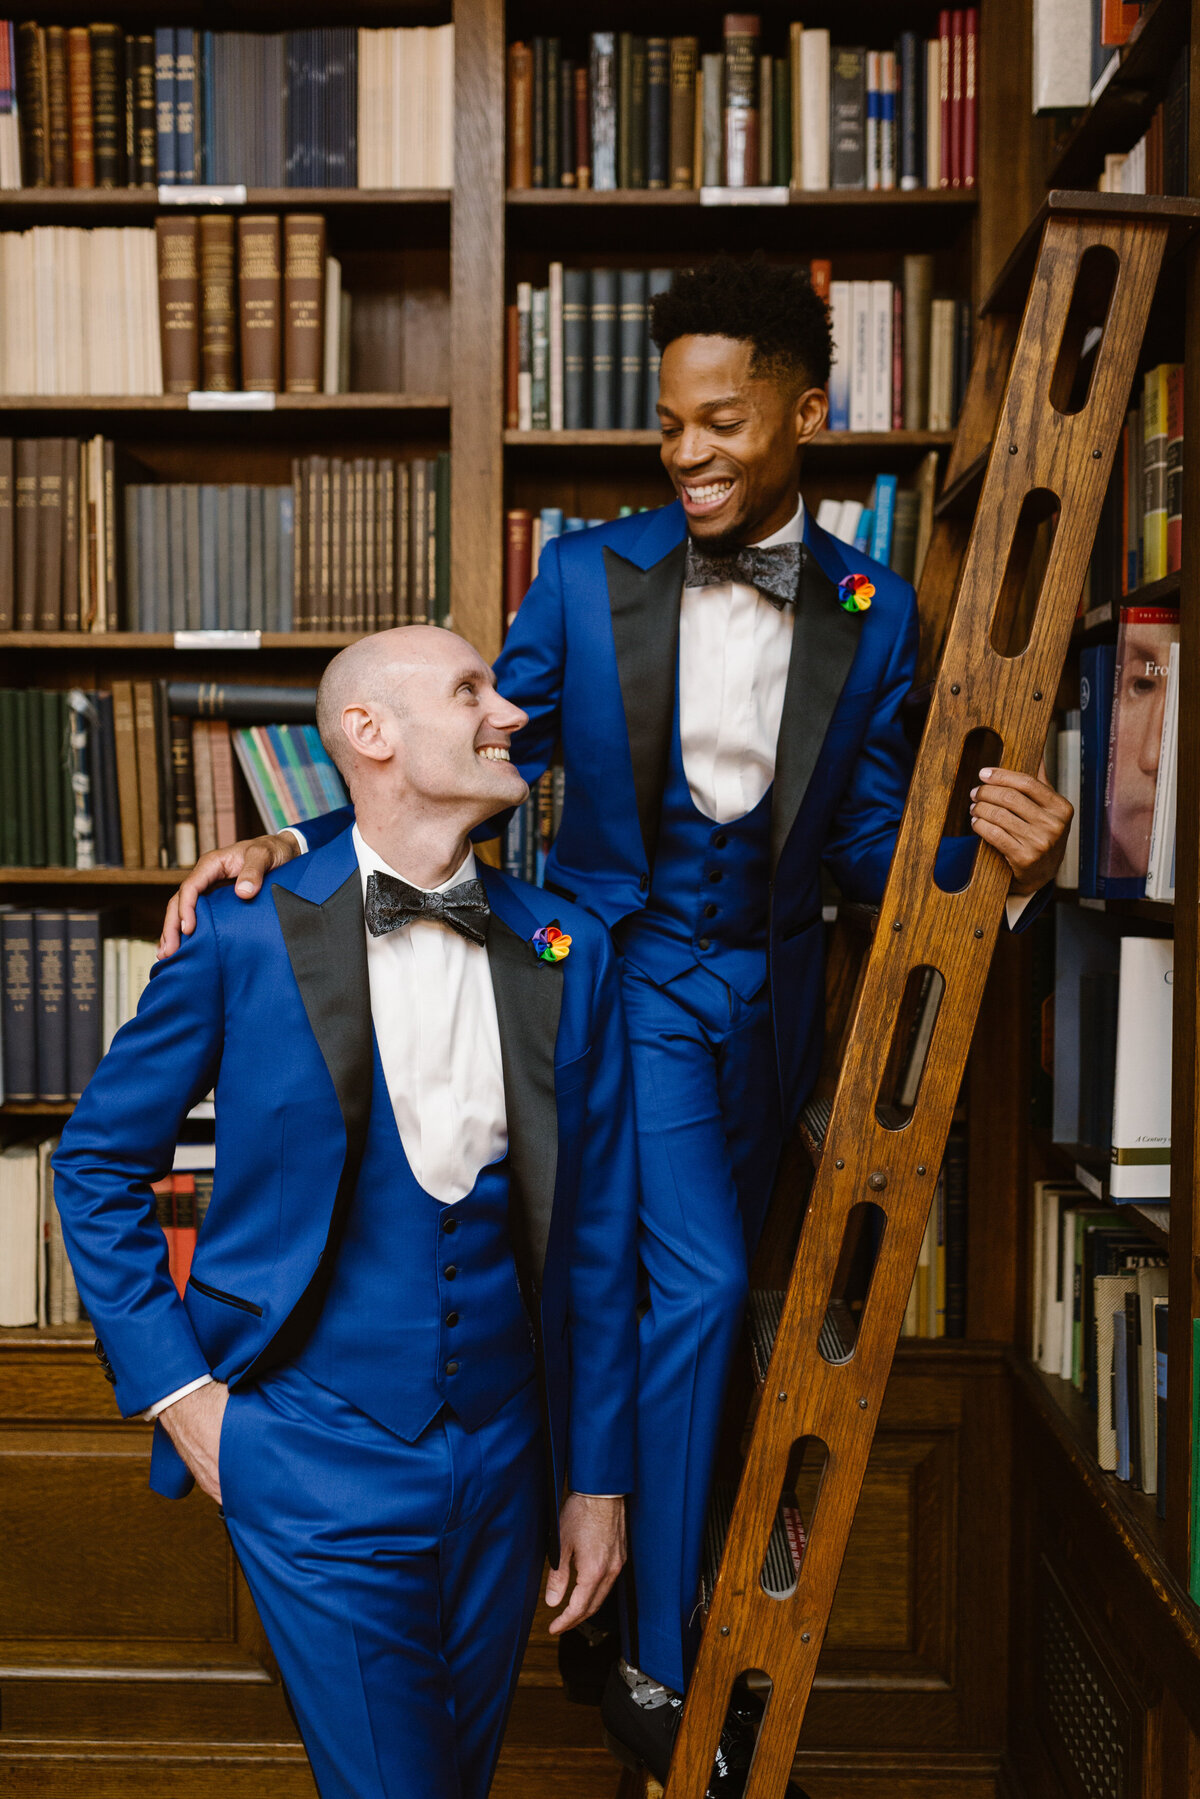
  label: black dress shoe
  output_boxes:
[600,1663,811,1798]
[557,1589,620,1705]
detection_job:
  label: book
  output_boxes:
[0,1142,40,1326]
[722,14,759,189]
[1078,642,1116,897]
[1155,1299,1169,1518]
[829,46,866,189]
[283,215,326,394]
[2,910,37,1102]
[590,34,616,190]
[669,38,697,189]
[1145,640,1178,903]
[238,215,282,393]
[1099,603,1179,896]
[1109,936,1173,1204]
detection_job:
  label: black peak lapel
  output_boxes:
[771,548,865,874]
[273,873,373,1175]
[604,541,686,870]
[487,911,563,1294]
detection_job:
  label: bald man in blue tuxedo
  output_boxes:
[162,259,1071,1794]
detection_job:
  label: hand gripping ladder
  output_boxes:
[663,194,1184,1799]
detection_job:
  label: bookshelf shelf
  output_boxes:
[0,187,451,217]
[1045,0,1190,191]
[505,188,978,209]
[1074,570,1182,638]
[0,867,183,885]
[0,632,363,650]
[504,428,956,453]
[0,394,449,414]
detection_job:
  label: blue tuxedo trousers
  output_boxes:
[220,1364,547,1799]
[620,958,784,1694]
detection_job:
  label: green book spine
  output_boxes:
[772,58,791,186]
[14,688,34,865]
[434,452,451,627]
[1191,1317,1200,1602]
[628,37,647,188]
[40,690,64,867]
[617,33,633,189]
[0,691,16,865]
[531,37,546,188]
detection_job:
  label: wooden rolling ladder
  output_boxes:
[650,193,1197,1799]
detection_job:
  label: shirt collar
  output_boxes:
[353,823,478,897]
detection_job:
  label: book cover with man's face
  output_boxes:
[1101,606,1179,885]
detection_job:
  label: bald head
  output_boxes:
[317,626,471,783]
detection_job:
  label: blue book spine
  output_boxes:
[562,268,590,431]
[278,491,295,630]
[1,912,38,1103]
[853,509,873,555]
[174,29,196,183]
[1078,644,1116,898]
[870,474,897,564]
[565,518,587,532]
[200,33,216,185]
[299,724,348,811]
[539,508,564,548]
[589,267,618,431]
[154,28,177,183]
[198,487,219,629]
[504,803,527,878]
[34,910,68,1103]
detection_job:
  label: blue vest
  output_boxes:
[617,688,772,1001]
[293,1037,537,1441]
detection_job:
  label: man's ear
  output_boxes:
[795,384,828,448]
[340,704,393,766]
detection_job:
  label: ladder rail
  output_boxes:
[663,209,1170,1799]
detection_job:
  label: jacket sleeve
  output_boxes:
[564,928,639,1497]
[821,587,1016,911]
[51,901,226,1417]
[287,804,354,852]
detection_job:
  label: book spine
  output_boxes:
[133,35,156,186]
[628,36,647,189]
[589,267,617,431]
[15,440,37,631]
[409,459,428,624]
[574,64,590,188]
[829,46,866,189]
[505,304,520,428]
[618,268,646,431]
[155,217,201,394]
[199,214,237,392]
[508,42,533,187]
[89,24,125,187]
[208,719,237,845]
[15,24,48,187]
[36,439,64,633]
[544,38,560,189]
[169,712,197,865]
[1,913,37,1102]
[505,509,533,627]
[963,9,977,187]
[562,269,589,431]
[701,54,723,185]
[938,11,951,188]
[153,26,175,183]
[174,28,195,183]
[45,26,71,187]
[880,50,897,191]
[0,439,13,631]
[949,9,964,187]
[190,720,215,854]
[1143,365,1169,584]
[1166,364,1183,575]
[34,910,68,1101]
[132,678,162,868]
[109,678,142,867]
[66,691,94,868]
[646,38,669,188]
[616,35,633,189]
[530,287,549,430]
[898,32,922,190]
[238,215,282,393]
[66,910,101,1099]
[66,28,95,188]
[892,284,904,430]
[758,55,772,186]
[283,215,326,394]
[865,50,880,191]
[558,56,576,187]
[772,57,790,186]
[548,262,564,432]
[669,37,698,189]
[722,14,760,190]
[531,37,546,188]
[590,34,616,191]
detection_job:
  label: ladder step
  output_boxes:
[933,449,985,521]
[834,901,879,937]
[700,1480,806,1608]
[747,1288,858,1387]
[798,1096,831,1163]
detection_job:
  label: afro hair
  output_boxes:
[648,255,833,393]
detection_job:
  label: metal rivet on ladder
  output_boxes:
[720,1625,730,1636]
[1008,443,1018,454]
[917,1164,926,1176]
[858,1398,868,1410]
[891,919,902,931]
[1092,448,1102,459]
[801,1632,811,1643]
[868,1171,887,1191]
[835,1158,845,1170]
[974,927,984,939]
[1033,690,1043,701]
[777,1390,787,1401]
[950,683,960,695]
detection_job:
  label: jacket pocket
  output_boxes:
[188,1275,263,1318]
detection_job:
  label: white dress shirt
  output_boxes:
[148,829,508,1419]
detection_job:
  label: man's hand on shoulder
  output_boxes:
[157,833,300,960]
[545,1493,627,1635]
[158,1381,229,1503]
[970,764,1073,896]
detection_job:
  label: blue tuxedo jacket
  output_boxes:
[297,502,1048,1123]
[51,828,639,1524]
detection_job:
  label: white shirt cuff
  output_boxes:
[1006,893,1034,930]
[144,1373,214,1420]
[573,1493,624,1500]
[283,827,308,854]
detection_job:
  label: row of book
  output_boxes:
[291,453,450,634]
[901,1124,967,1339]
[505,255,967,436]
[0,23,453,191]
[0,216,361,397]
[0,681,346,873]
[1030,1179,1167,1503]
[1086,366,1183,610]
[507,13,977,193]
[0,437,116,633]
[1042,913,1173,1201]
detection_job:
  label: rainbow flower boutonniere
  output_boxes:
[838,572,875,614]
[532,921,572,964]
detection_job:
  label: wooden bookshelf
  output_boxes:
[1046,0,1191,190]
[505,187,979,208]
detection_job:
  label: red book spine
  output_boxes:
[574,64,591,188]
[938,12,951,189]
[505,509,533,628]
[892,283,904,431]
[949,10,964,189]
[962,9,977,189]
[1100,0,1139,45]
[808,258,831,303]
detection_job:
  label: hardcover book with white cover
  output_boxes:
[1110,935,1174,1201]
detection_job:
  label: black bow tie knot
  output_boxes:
[684,540,805,610]
[364,870,491,945]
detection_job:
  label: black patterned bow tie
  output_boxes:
[364,870,491,946]
[684,540,805,610]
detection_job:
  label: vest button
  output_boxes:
[444,1265,457,1280]
[446,1312,460,1327]
[709,870,722,882]
[442,1216,457,1234]
[713,833,728,848]
[445,1360,459,1375]
[639,872,649,891]
[698,937,711,951]
[703,903,717,918]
